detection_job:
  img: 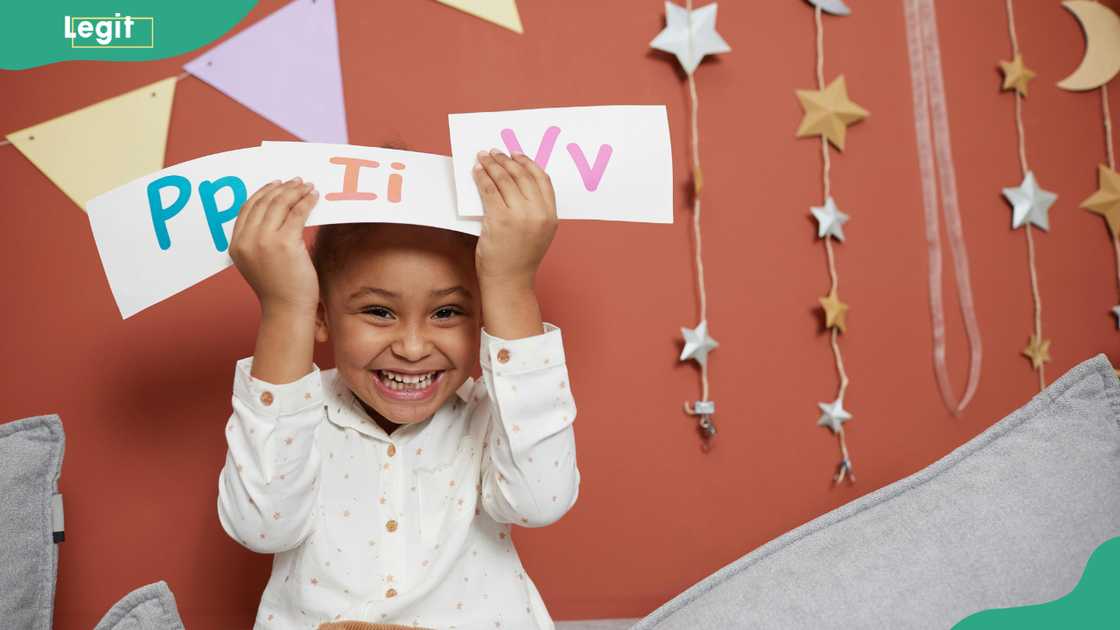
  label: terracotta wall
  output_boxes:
[2,1,1118,627]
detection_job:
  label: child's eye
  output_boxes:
[362,306,394,319]
[433,307,462,320]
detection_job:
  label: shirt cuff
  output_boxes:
[233,356,324,418]
[480,322,565,375]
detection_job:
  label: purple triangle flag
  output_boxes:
[184,0,348,143]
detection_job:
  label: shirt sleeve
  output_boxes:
[217,356,325,553]
[478,322,580,527]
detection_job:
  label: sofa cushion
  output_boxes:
[93,581,185,630]
[633,354,1120,629]
[0,414,65,630]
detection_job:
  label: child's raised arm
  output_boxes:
[229,177,321,384]
[217,177,324,553]
[471,149,558,341]
[470,150,580,527]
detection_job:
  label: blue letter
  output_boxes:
[147,175,191,251]
[199,176,247,252]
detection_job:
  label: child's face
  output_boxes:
[315,224,480,428]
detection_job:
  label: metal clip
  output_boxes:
[684,401,717,438]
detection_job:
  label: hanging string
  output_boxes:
[814,4,853,483]
[1005,0,1046,390]
[1102,83,1115,171]
[680,0,714,445]
[1102,73,1120,303]
[0,71,194,148]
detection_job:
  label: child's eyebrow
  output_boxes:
[431,285,472,299]
[348,286,472,300]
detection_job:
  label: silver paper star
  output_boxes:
[806,0,852,16]
[1113,306,1120,329]
[817,398,852,434]
[1002,171,1057,231]
[811,197,849,241]
[650,1,731,75]
[680,320,719,366]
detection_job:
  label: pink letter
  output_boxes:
[501,126,562,169]
[566,143,613,191]
[325,157,379,201]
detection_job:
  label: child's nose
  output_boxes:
[391,327,433,360]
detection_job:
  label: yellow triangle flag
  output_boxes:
[436,0,523,33]
[6,76,176,212]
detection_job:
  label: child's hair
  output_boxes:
[310,222,381,297]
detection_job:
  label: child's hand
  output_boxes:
[230,177,321,315]
[472,149,558,289]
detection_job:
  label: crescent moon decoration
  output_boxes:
[805,0,851,16]
[1058,1,1120,91]
[797,3,868,485]
[1001,0,1053,390]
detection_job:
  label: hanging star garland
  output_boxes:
[819,290,849,333]
[650,0,730,445]
[650,1,731,75]
[798,3,864,484]
[1082,164,1120,238]
[811,197,850,240]
[999,53,1036,96]
[1023,335,1051,370]
[680,321,719,366]
[795,76,869,151]
[1003,171,1057,230]
[1000,0,1053,388]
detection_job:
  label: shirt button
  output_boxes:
[387,444,396,457]
[259,391,274,406]
[385,588,397,598]
[497,348,511,364]
[386,519,398,532]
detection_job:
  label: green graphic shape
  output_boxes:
[953,536,1120,629]
[2,1,257,70]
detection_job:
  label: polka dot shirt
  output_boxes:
[218,323,579,630]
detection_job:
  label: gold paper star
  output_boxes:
[795,75,869,151]
[819,290,849,333]
[1022,335,1051,369]
[999,54,1036,96]
[1082,164,1120,239]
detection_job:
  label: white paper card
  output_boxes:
[87,144,480,319]
[448,105,673,222]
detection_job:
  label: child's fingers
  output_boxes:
[232,180,282,244]
[512,154,556,217]
[476,151,526,206]
[487,151,540,202]
[280,188,320,236]
[260,182,314,233]
[254,180,308,234]
[472,162,509,214]
[247,178,302,229]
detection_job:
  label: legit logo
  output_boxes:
[64,14,154,48]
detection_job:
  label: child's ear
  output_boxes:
[314,301,329,343]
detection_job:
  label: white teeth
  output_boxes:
[379,370,437,390]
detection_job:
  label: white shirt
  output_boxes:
[217,323,579,630]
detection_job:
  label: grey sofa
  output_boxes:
[627,353,1120,629]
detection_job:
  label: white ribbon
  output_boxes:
[903,0,983,414]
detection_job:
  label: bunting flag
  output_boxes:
[436,0,524,33]
[183,0,348,143]
[5,76,176,211]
